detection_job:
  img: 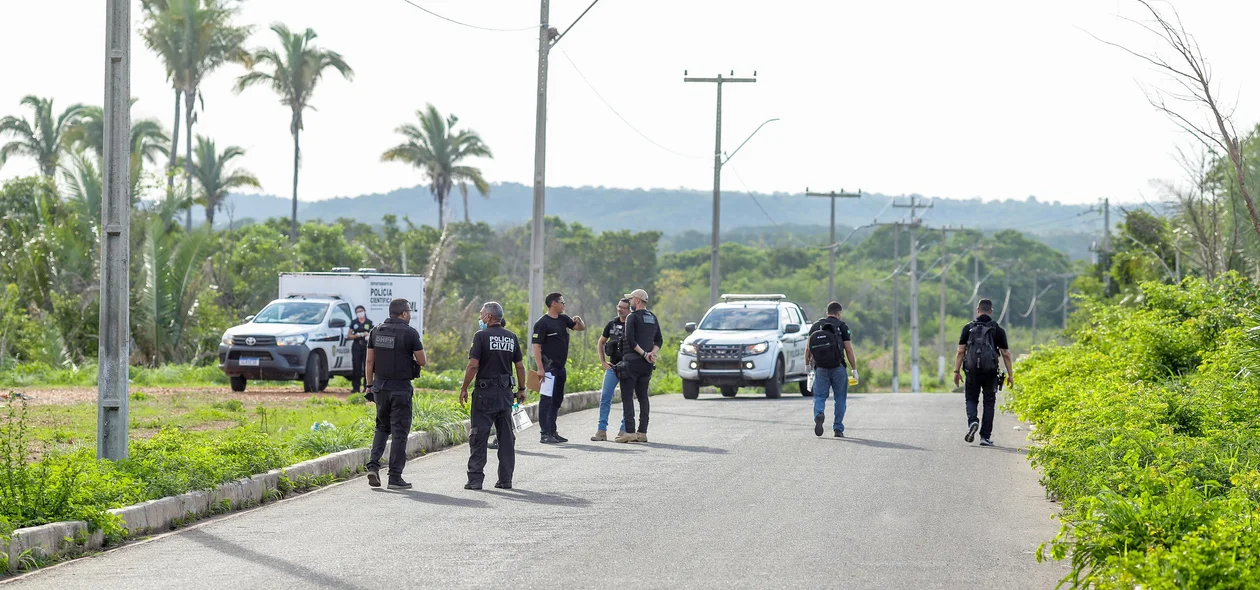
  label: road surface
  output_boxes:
[9,393,1067,589]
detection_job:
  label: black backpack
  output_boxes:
[963,320,1000,373]
[809,323,844,369]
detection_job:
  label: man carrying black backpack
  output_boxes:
[952,299,1014,446]
[806,302,858,438]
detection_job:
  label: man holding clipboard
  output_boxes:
[531,292,585,444]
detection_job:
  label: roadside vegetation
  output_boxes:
[1010,276,1260,588]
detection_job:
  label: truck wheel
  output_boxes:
[682,379,700,399]
[720,386,738,397]
[799,380,812,396]
[302,353,323,393]
[765,359,784,398]
[230,375,247,392]
[318,378,329,392]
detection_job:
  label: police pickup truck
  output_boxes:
[218,270,424,392]
[677,294,812,399]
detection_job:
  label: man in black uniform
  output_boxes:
[952,298,1014,447]
[531,292,585,444]
[460,302,527,490]
[616,289,662,443]
[364,298,426,490]
[348,305,373,393]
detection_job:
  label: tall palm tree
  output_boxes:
[381,104,493,230]
[235,24,353,243]
[188,135,260,227]
[140,0,251,232]
[0,95,85,178]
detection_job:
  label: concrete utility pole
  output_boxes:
[805,188,862,301]
[935,226,963,382]
[891,224,900,393]
[684,72,757,306]
[892,196,932,392]
[99,0,131,460]
[1102,198,1111,297]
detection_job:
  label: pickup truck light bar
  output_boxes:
[719,293,787,302]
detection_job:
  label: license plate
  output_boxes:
[239,358,260,367]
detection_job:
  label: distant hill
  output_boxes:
[213,183,1112,260]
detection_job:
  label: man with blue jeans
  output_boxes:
[591,298,631,441]
[806,301,858,438]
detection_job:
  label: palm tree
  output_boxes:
[0,95,85,177]
[381,104,493,229]
[140,0,251,232]
[65,103,170,167]
[188,135,260,227]
[235,24,353,243]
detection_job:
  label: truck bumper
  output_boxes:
[678,352,775,385]
[218,344,313,380]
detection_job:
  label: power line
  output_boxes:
[398,0,536,32]
[727,164,784,228]
[557,48,705,159]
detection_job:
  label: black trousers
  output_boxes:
[964,370,998,439]
[367,381,414,478]
[350,344,367,392]
[620,358,653,433]
[468,389,515,485]
[539,367,567,436]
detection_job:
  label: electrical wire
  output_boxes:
[398,0,536,32]
[557,47,706,159]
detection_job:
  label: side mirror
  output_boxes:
[784,323,801,334]
[684,322,697,333]
[244,315,255,322]
[329,318,347,328]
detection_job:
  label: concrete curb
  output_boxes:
[3,390,602,573]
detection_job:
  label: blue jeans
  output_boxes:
[812,366,849,433]
[597,368,627,432]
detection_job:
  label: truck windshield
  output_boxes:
[253,302,328,325]
[699,308,778,331]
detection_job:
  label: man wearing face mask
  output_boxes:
[348,305,373,394]
[460,302,527,490]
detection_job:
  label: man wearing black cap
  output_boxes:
[616,288,662,443]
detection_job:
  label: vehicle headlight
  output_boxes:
[680,342,698,356]
[277,334,307,347]
[744,341,769,355]
[221,333,232,346]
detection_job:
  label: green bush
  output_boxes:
[1010,275,1260,588]
[292,420,371,456]
[411,394,469,446]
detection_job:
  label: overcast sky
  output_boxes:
[2,0,1257,206]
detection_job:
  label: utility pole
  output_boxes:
[528,0,601,328]
[891,224,900,393]
[935,226,963,382]
[685,72,757,306]
[99,0,131,460]
[1102,198,1111,297]
[892,196,932,392]
[1062,275,1070,329]
[805,188,862,301]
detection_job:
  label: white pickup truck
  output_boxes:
[676,294,812,399]
[217,270,424,392]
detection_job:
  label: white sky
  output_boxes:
[1,0,1257,205]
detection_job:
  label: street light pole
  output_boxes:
[528,0,600,330]
[685,73,758,306]
[99,0,131,460]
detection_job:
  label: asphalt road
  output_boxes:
[10,393,1067,589]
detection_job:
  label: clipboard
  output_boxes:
[526,371,543,392]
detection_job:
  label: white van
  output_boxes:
[217,270,424,392]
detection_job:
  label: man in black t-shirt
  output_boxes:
[591,298,631,441]
[531,292,586,444]
[616,289,662,443]
[952,298,1015,446]
[460,302,527,490]
[806,302,859,438]
[364,298,426,490]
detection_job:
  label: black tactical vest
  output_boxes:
[372,319,417,380]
